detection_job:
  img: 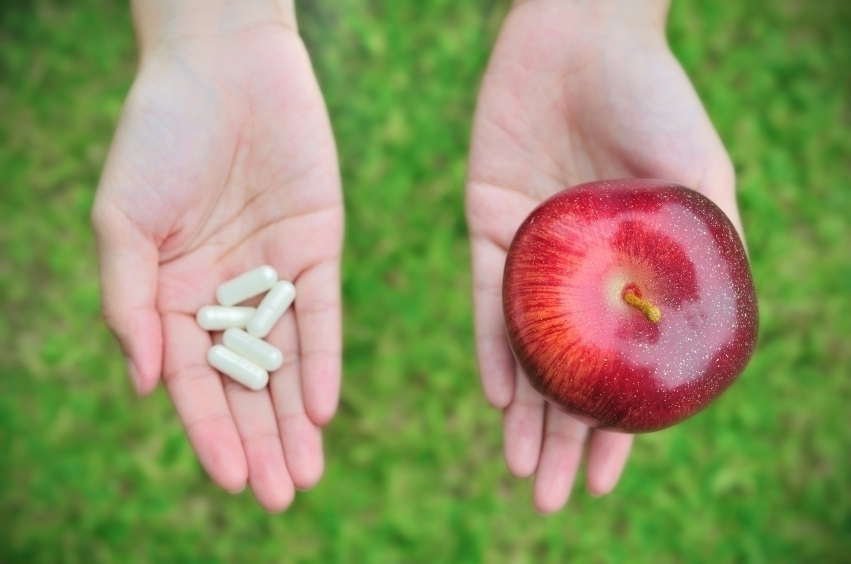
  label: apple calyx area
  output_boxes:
[622,284,661,324]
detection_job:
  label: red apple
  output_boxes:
[503,179,758,433]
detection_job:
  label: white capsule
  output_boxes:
[223,328,284,372]
[215,265,278,306]
[247,280,296,338]
[196,306,256,331]
[207,344,269,391]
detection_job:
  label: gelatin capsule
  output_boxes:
[247,280,296,338]
[216,265,278,306]
[223,328,284,372]
[207,344,269,391]
[196,306,256,331]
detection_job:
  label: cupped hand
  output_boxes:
[466,0,739,513]
[91,24,343,512]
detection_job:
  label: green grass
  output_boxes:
[1,0,850,561]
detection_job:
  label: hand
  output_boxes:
[466,0,739,513]
[91,6,342,512]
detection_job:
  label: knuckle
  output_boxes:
[296,298,340,318]
[184,412,231,435]
[89,198,115,233]
[100,301,127,331]
[165,362,212,386]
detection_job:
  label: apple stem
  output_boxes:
[623,290,662,324]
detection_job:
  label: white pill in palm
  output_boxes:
[215,265,278,306]
[207,345,269,390]
[247,280,296,338]
[223,328,284,372]
[196,306,256,331]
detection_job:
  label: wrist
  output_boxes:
[511,0,670,36]
[131,0,296,57]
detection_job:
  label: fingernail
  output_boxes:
[126,358,141,394]
[228,484,246,495]
[588,487,607,498]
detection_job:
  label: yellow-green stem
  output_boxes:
[624,290,661,324]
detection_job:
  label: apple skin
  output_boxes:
[503,179,758,433]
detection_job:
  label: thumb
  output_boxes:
[91,198,162,395]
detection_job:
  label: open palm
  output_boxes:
[92,26,342,511]
[467,2,739,513]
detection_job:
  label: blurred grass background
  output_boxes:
[1,0,850,561]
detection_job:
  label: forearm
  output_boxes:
[512,0,670,34]
[131,0,297,57]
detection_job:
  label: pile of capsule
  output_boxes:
[196,265,295,391]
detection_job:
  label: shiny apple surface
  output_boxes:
[503,179,758,433]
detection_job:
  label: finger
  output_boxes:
[223,367,295,513]
[162,312,247,493]
[532,409,589,513]
[91,199,161,395]
[270,309,325,490]
[294,258,342,426]
[695,152,744,240]
[585,429,634,496]
[471,237,516,408]
[503,367,545,478]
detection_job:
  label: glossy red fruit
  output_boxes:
[503,179,758,433]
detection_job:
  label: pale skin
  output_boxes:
[467,0,742,513]
[92,1,342,512]
[94,0,740,514]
